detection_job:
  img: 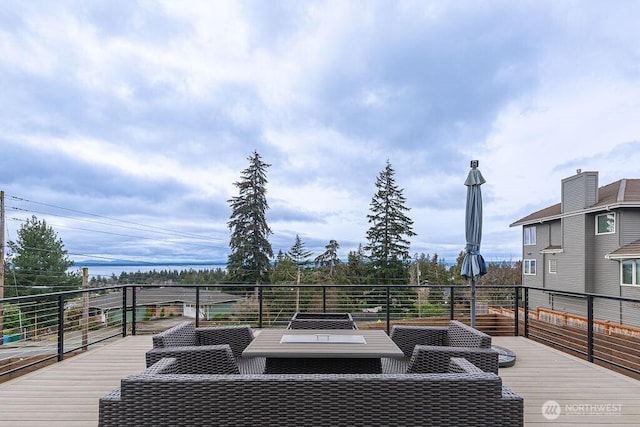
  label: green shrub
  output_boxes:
[419,302,446,317]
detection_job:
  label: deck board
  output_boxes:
[1,335,639,426]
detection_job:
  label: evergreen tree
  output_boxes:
[287,234,313,269]
[314,239,341,277]
[346,244,368,284]
[452,250,466,284]
[364,160,416,282]
[271,250,296,283]
[286,235,312,311]
[227,151,273,284]
[5,215,80,297]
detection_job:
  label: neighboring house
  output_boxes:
[89,287,245,323]
[510,170,640,325]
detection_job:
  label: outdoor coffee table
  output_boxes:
[242,329,404,374]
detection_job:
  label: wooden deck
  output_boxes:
[0,336,639,426]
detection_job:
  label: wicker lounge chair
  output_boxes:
[146,321,264,374]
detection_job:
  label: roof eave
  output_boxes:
[540,248,564,254]
[511,202,640,227]
[605,254,638,260]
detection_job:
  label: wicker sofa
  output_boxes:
[145,321,264,374]
[384,320,499,374]
[99,356,523,427]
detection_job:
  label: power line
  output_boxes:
[7,217,228,251]
[6,201,227,242]
[4,193,233,262]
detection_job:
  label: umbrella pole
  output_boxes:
[470,278,476,328]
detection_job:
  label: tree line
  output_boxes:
[3,151,521,298]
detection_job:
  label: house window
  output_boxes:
[549,259,557,274]
[524,226,536,245]
[524,259,537,275]
[596,213,615,235]
[621,259,640,286]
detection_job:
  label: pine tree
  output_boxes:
[287,235,313,269]
[346,244,367,284]
[314,239,341,277]
[287,235,312,311]
[5,215,80,297]
[271,250,296,284]
[364,160,416,282]
[227,151,273,285]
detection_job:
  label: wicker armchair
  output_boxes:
[383,320,498,374]
[407,344,499,374]
[145,344,239,374]
[147,321,264,374]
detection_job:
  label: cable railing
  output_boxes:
[1,284,639,381]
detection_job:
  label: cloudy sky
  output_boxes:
[2,1,640,271]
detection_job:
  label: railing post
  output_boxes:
[524,287,529,338]
[587,295,594,363]
[121,286,127,337]
[258,286,263,329]
[322,286,327,313]
[385,286,391,334]
[514,286,520,337]
[57,295,64,362]
[449,287,455,320]
[131,286,137,336]
[195,286,201,327]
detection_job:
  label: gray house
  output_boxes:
[89,287,245,324]
[510,170,640,325]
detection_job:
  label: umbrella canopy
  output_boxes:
[461,163,487,328]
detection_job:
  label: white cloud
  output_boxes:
[485,77,640,221]
[3,1,640,265]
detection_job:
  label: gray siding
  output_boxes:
[557,216,586,292]
[619,210,640,243]
[550,221,562,246]
[527,291,550,312]
[516,171,640,326]
[585,173,599,206]
[594,298,640,328]
[591,212,621,295]
[544,253,561,288]
[593,298,622,323]
[544,220,563,289]
[549,294,587,317]
[527,290,639,328]
[522,224,544,287]
[561,172,598,212]
[621,299,640,327]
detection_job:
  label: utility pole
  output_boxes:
[0,191,5,345]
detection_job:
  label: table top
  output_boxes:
[242,329,404,358]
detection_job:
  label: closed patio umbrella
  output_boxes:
[461,160,487,328]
